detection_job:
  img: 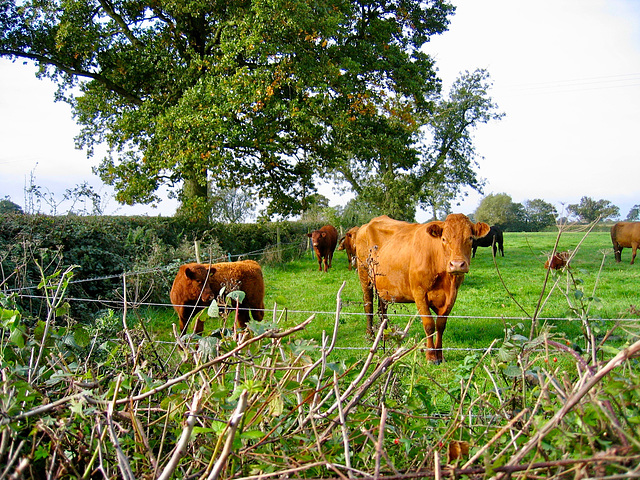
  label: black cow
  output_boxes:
[472,225,504,258]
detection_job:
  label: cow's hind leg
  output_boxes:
[358,267,375,335]
[631,244,638,265]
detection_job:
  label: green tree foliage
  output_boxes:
[0,198,23,214]
[1,0,456,220]
[567,196,620,223]
[334,69,503,221]
[626,205,640,221]
[522,198,557,231]
[474,193,525,231]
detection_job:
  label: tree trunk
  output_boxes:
[177,169,210,221]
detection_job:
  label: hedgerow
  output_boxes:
[0,214,321,319]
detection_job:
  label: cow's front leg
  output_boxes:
[416,297,439,363]
[434,314,448,364]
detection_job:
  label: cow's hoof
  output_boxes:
[425,355,442,365]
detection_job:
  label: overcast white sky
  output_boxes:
[1,0,639,218]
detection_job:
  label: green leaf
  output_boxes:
[55,302,70,317]
[0,308,20,325]
[503,365,522,378]
[9,325,25,348]
[73,326,91,348]
[207,302,220,318]
[227,290,246,304]
[240,430,265,440]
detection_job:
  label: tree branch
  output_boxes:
[0,50,143,106]
[96,0,144,50]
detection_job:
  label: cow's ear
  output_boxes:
[473,222,491,238]
[321,232,327,238]
[426,222,444,238]
[185,266,199,280]
[306,233,312,238]
[207,266,217,277]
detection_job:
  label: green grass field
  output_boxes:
[147,229,639,367]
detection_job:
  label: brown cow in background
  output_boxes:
[356,214,490,363]
[611,221,640,264]
[307,225,338,272]
[338,226,360,270]
[170,260,265,334]
[545,251,570,270]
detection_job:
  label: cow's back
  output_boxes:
[612,222,640,245]
[210,260,265,299]
[356,216,412,256]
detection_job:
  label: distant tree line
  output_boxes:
[472,194,638,231]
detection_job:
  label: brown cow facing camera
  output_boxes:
[170,260,265,334]
[307,225,338,272]
[356,214,490,364]
[611,221,640,264]
[338,226,360,270]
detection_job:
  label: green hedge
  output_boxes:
[0,214,321,320]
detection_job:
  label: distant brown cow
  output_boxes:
[611,222,640,264]
[307,225,339,272]
[356,214,490,363]
[338,226,360,270]
[545,251,570,270]
[170,260,265,334]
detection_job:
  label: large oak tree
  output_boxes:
[2,0,460,219]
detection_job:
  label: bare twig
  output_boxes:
[207,389,249,480]
[157,387,205,480]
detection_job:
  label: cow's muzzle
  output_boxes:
[448,259,469,275]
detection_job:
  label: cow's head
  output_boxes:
[307,230,326,248]
[184,264,218,303]
[426,214,490,275]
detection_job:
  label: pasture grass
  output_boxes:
[139,229,638,372]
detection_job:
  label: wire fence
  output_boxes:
[11,292,640,325]
[2,240,305,294]
[4,241,640,356]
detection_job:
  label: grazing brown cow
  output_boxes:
[545,251,570,270]
[472,225,504,258]
[355,214,490,363]
[170,260,265,334]
[307,225,339,272]
[611,222,640,265]
[337,226,360,270]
